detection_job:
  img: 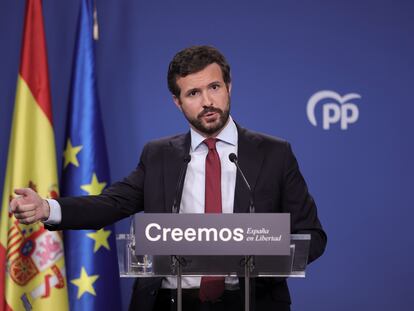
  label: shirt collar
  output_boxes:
[190,116,238,151]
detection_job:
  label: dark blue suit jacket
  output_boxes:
[53,125,327,310]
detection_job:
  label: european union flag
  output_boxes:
[61,0,121,309]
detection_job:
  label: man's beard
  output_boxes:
[182,98,231,136]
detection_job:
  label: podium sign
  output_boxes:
[134,213,290,256]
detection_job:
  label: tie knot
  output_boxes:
[204,138,218,150]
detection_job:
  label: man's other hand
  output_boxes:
[9,188,50,224]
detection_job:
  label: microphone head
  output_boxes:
[228,153,237,163]
[183,155,191,163]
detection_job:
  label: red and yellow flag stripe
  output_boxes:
[0,1,69,310]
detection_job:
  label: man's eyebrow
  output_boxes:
[208,81,222,86]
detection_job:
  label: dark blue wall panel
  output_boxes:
[1,1,413,310]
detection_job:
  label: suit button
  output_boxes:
[150,290,157,296]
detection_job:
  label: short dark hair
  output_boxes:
[167,45,231,97]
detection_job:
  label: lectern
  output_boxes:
[117,214,310,311]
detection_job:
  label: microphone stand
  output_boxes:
[171,155,190,311]
[229,153,255,311]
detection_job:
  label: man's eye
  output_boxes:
[189,90,198,96]
[211,84,220,90]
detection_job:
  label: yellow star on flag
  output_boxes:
[86,228,112,252]
[80,173,106,195]
[70,267,99,299]
[63,138,83,168]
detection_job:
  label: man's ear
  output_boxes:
[173,95,182,111]
[227,83,232,95]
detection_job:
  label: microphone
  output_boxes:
[228,153,255,213]
[172,155,191,213]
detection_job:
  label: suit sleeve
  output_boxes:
[47,144,149,230]
[281,142,327,263]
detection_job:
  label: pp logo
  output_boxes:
[306,90,361,130]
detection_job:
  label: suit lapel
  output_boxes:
[234,126,264,213]
[163,133,191,213]
[162,125,263,214]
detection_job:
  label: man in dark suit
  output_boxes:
[11,45,327,311]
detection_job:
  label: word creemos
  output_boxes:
[145,223,244,242]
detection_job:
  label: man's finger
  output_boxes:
[14,210,35,220]
[14,203,36,213]
[9,197,20,212]
[14,188,33,197]
[19,215,37,225]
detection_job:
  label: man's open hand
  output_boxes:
[9,188,50,224]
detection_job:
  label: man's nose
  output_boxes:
[201,91,213,107]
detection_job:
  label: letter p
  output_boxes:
[323,104,341,130]
[341,103,359,130]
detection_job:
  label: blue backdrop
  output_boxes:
[1,0,413,310]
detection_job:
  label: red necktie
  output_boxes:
[199,138,225,302]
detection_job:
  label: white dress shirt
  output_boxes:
[162,116,238,289]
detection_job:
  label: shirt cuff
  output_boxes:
[43,199,62,224]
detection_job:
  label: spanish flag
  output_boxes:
[0,1,69,310]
